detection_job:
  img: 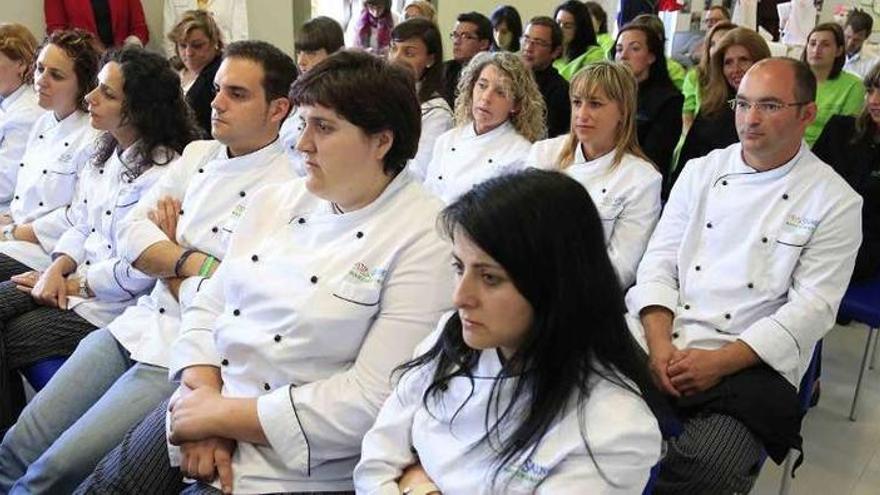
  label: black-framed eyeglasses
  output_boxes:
[520,35,551,48]
[450,31,479,41]
[728,98,811,114]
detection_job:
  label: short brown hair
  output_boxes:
[0,23,38,86]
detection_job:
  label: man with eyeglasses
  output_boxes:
[520,17,569,138]
[625,57,862,494]
[442,12,492,107]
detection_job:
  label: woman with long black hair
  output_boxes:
[355,169,662,493]
[552,0,604,81]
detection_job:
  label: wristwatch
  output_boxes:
[2,224,15,241]
[78,276,90,298]
[401,482,440,495]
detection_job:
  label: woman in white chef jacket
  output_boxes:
[76,50,454,494]
[526,61,661,289]
[0,47,199,432]
[0,24,44,210]
[0,29,100,280]
[354,169,662,494]
[389,18,453,182]
[423,51,545,204]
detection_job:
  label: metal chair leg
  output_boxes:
[850,327,877,421]
[870,327,879,370]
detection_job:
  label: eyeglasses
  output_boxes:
[450,31,479,41]
[728,98,811,114]
[520,35,551,48]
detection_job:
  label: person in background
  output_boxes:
[520,17,570,138]
[0,47,201,493]
[553,0,605,81]
[615,23,683,186]
[0,24,43,211]
[443,12,492,108]
[526,61,661,289]
[425,51,545,204]
[281,16,344,176]
[813,63,880,282]
[629,14,687,90]
[355,170,662,494]
[45,0,148,51]
[676,6,732,69]
[166,9,224,137]
[403,0,436,23]
[843,9,878,80]
[490,5,522,53]
[347,0,398,56]
[390,19,453,182]
[585,1,614,55]
[802,22,865,146]
[681,21,735,134]
[162,0,247,58]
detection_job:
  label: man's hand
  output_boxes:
[648,340,683,397]
[169,386,225,444]
[148,196,182,242]
[180,437,236,494]
[668,348,726,396]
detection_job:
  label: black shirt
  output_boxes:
[532,65,570,138]
[442,60,463,109]
[669,98,738,197]
[90,0,114,48]
[637,78,683,191]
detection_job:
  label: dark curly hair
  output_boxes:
[39,29,100,112]
[92,47,201,180]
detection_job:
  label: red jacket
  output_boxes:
[44,0,149,47]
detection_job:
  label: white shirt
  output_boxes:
[408,96,453,183]
[626,143,863,387]
[354,314,662,495]
[279,107,306,177]
[163,0,248,56]
[110,139,295,368]
[0,110,98,270]
[527,136,662,288]
[844,49,880,80]
[0,85,43,207]
[168,170,455,493]
[53,144,174,327]
[423,121,532,204]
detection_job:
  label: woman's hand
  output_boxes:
[169,386,225,444]
[12,269,70,309]
[180,437,236,494]
[148,196,182,242]
[398,464,440,494]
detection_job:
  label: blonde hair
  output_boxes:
[0,23,38,86]
[167,9,224,59]
[404,0,437,23]
[453,51,547,142]
[556,61,649,169]
[702,27,770,117]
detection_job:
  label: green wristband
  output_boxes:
[198,255,217,277]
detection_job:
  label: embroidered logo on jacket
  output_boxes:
[784,214,819,231]
[503,458,550,484]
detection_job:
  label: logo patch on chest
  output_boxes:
[784,214,819,232]
[345,262,387,285]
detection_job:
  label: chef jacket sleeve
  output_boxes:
[168,263,229,375]
[255,234,454,476]
[607,170,662,289]
[739,192,863,378]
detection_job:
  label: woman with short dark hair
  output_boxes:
[76,50,455,494]
[355,169,661,493]
[490,5,523,52]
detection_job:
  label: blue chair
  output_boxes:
[20,356,67,392]
[836,276,880,421]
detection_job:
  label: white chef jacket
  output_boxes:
[408,96,453,183]
[163,0,248,56]
[279,107,306,177]
[354,313,662,495]
[844,50,880,80]
[110,139,296,368]
[423,121,532,204]
[168,170,454,493]
[626,143,863,387]
[0,85,43,207]
[527,136,662,288]
[0,109,98,270]
[52,144,173,327]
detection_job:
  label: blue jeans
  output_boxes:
[0,328,176,494]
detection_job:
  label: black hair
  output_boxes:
[92,47,201,180]
[554,0,599,60]
[802,22,847,80]
[615,23,674,88]
[289,50,420,176]
[457,11,493,42]
[40,29,100,112]
[527,16,564,51]
[846,8,873,35]
[295,16,344,53]
[490,5,523,52]
[224,40,298,102]
[392,18,445,104]
[584,2,608,35]
[397,169,658,487]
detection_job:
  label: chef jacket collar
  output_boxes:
[463,119,515,141]
[724,142,807,185]
[49,109,90,136]
[571,142,616,176]
[306,168,415,227]
[0,84,27,112]
[208,136,282,174]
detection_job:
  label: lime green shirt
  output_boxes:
[553,45,607,81]
[805,71,865,147]
[681,68,701,115]
[667,58,686,91]
[597,33,614,55]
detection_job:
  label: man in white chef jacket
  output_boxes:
[626,57,862,494]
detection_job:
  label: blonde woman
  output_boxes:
[526,61,661,288]
[424,51,545,203]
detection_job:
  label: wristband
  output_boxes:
[174,248,198,277]
[198,255,217,277]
